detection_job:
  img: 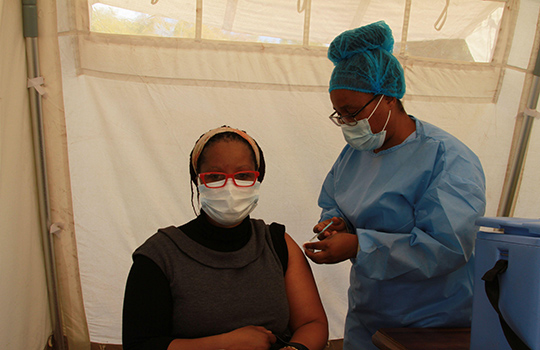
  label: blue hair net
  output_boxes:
[328,21,406,99]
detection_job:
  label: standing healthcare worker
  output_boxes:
[303,21,486,349]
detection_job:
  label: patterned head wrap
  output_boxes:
[190,126,265,184]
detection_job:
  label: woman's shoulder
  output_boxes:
[249,219,286,239]
[415,118,469,149]
[249,219,286,248]
[413,118,480,162]
[250,219,289,275]
[414,118,485,182]
[135,226,176,250]
[133,226,185,266]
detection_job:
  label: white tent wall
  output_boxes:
[38,0,92,347]
[515,113,540,216]
[54,0,540,347]
[0,0,52,349]
[1,0,91,349]
[2,0,539,349]
[57,0,540,346]
[507,0,540,218]
[58,62,353,342]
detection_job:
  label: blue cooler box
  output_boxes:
[470,217,540,350]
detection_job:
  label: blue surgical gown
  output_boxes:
[318,116,486,350]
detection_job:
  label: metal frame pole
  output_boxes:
[498,46,540,217]
[22,1,67,349]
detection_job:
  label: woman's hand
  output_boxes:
[223,326,276,350]
[312,217,348,240]
[303,233,358,264]
[167,325,275,350]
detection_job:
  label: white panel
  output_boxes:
[514,118,540,218]
[507,0,540,69]
[76,35,503,102]
[500,24,540,220]
[404,68,524,217]
[404,62,500,100]
[78,36,333,87]
[60,65,351,341]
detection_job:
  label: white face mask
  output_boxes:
[341,95,391,151]
[198,180,260,226]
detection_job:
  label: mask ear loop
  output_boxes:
[366,95,385,121]
[381,109,391,131]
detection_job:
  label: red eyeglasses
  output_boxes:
[198,171,260,188]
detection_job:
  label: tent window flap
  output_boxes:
[87,0,506,63]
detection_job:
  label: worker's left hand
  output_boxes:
[303,233,358,264]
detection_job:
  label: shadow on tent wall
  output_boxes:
[89,339,345,350]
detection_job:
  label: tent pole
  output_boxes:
[22,1,67,349]
[498,46,540,217]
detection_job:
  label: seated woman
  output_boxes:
[122,126,329,350]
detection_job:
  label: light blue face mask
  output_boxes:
[341,95,391,151]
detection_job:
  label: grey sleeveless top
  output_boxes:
[133,219,291,339]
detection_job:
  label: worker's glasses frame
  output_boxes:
[328,94,379,126]
[198,171,260,188]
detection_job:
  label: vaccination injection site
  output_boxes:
[3,0,540,349]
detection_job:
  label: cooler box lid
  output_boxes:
[476,217,540,237]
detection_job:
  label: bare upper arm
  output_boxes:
[283,233,328,333]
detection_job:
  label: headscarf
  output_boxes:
[190,126,265,184]
[328,20,406,99]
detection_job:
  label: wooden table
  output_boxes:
[372,327,471,350]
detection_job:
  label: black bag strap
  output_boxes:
[481,259,531,350]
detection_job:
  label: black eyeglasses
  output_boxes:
[328,94,379,126]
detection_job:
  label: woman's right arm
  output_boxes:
[167,326,276,350]
[123,255,276,350]
[122,255,175,350]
